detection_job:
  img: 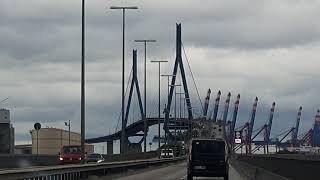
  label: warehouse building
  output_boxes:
[30,127,93,155]
[0,109,14,154]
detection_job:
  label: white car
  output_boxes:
[160,148,174,158]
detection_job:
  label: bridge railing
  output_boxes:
[0,157,185,180]
[0,151,159,169]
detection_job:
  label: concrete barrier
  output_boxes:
[230,157,289,180]
[235,154,320,180]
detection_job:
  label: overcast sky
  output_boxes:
[1,0,320,147]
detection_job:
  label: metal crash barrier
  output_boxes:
[0,157,185,180]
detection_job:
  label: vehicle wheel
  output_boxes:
[187,174,193,180]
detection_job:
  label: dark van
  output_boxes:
[187,138,228,180]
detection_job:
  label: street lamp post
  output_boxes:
[65,120,71,146]
[188,105,196,138]
[176,92,186,137]
[161,74,176,149]
[151,60,168,151]
[135,39,156,153]
[80,0,85,164]
[170,84,181,143]
[110,6,138,155]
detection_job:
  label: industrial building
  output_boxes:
[0,109,14,154]
[30,128,93,155]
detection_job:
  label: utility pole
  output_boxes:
[151,60,168,151]
[135,39,156,153]
[110,6,138,155]
[80,0,86,164]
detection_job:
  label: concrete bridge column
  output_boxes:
[128,142,142,154]
[107,140,113,155]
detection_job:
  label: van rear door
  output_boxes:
[191,140,226,169]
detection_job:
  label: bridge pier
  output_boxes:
[107,140,113,155]
[128,143,142,154]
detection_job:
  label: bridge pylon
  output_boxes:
[164,23,193,142]
[121,49,145,154]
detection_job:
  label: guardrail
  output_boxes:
[0,157,185,180]
[0,154,59,168]
[0,151,159,168]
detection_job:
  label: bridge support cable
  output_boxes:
[181,43,204,114]
[115,68,133,133]
[121,49,145,154]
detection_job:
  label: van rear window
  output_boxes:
[192,140,225,154]
[161,149,173,153]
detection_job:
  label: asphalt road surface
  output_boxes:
[97,161,245,180]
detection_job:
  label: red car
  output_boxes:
[59,145,82,164]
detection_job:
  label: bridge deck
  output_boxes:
[85,118,190,143]
[99,161,243,180]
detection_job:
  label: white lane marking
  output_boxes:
[180,175,187,180]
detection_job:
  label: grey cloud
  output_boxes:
[1,0,320,144]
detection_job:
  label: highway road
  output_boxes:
[98,161,245,180]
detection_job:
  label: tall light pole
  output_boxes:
[65,120,71,146]
[161,74,175,149]
[176,92,186,136]
[110,6,138,155]
[150,60,168,150]
[187,105,196,138]
[170,84,181,143]
[135,39,156,153]
[80,0,85,164]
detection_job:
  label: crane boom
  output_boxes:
[312,110,320,146]
[203,89,211,119]
[248,97,258,153]
[266,102,276,143]
[292,106,302,145]
[212,91,221,122]
[0,98,8,104]
[248,97,258,140]
[229,94,240,141]
[222,92,231,124]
